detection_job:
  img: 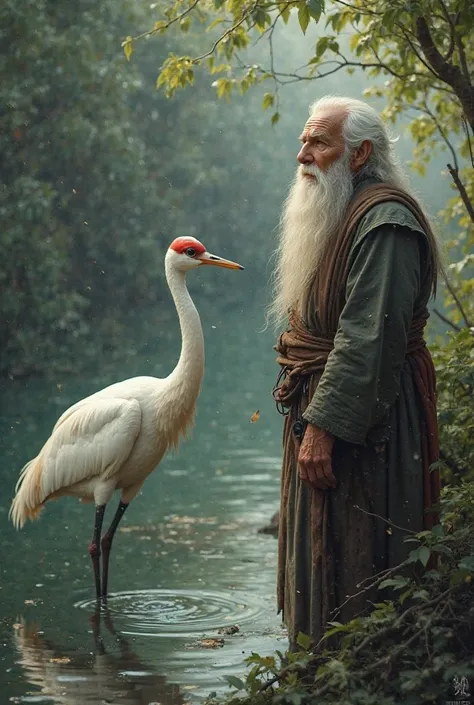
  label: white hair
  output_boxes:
[310,95,410,191]
[266,95,443,329]
[266,150,354,328]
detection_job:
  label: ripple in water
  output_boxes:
[74,589,266,638]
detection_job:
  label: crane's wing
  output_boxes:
[36,397,142,499]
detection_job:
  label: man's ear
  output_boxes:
[351,140,373,172]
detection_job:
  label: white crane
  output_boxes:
[10,237,243,599]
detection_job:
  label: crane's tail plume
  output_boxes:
[10,456,45,529]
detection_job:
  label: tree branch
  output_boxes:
[415,16,474,131]
[192,2,258,63]
[447,163,474,227]
[442,265,473,329]
[433,308,461,332]
[131,0,201,42]
[353,503,417,534]
[462,116,474,168]
[435,0,456,62]
[419,100,459,171]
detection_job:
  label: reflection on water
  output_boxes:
[0,312,286,702]
[12,611,185,705]
[75,588,268,638]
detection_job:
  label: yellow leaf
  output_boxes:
[122,36,133,62]
[262,92,274,110]
[350,34,359,51]
[250,409,260,423]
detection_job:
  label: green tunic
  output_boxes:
[281,195,433,649]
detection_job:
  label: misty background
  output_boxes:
[0,2,459,703]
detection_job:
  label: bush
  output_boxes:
[211,482,474,705]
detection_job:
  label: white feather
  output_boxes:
[9,239,242,531]
[39,398,142,498]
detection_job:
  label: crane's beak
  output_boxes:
[198,252,244,270]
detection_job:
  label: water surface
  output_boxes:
[0,306,286,703]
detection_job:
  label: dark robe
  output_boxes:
[275,180,440,650]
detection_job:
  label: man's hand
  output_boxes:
[296,423,336,490]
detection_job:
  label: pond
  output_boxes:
[0,303,287,704]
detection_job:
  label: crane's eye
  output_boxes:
[185,247,197,257]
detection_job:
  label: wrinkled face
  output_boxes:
[266,108,357,327]
[296,107,347,177]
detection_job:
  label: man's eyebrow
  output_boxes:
[299,130,331,142]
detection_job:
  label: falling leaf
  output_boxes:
[57,383,62,392]
[250,409,260,423]
[386,527,393,535]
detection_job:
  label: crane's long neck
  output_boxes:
[165,263,204,399]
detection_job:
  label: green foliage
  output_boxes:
[131,11,474,702]
[432,327,474,479]
[206,485,474,705]
[137,0,474,484]
[1,0,290,378]
[0,0,169,376]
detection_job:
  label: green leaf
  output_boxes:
[121,36,133,62]
[429,460,447,471]
[307,0,324,22]
[253,7,268,29]
[298,4,310,33]
[262,92,274,110]
[378,576,410,590]
[459,555,474,572]
[322,622,353,639]
[223,675,245,690]
[399,587,414,604]
[417,546,432,567]
[281,5,291,23]
[314,35,329,59]
[350,33,360,51]
[271,111,280,125]
[433,543,453,556]
[207,17,225,31]
[296,631,312,649]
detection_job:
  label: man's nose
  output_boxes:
[297,145,313,164]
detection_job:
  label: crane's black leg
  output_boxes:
[89,504,106,600]
[101,501,129,601]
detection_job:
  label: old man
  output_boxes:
[269,95,442,650]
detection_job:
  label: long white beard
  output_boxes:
[267,151,355,328]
